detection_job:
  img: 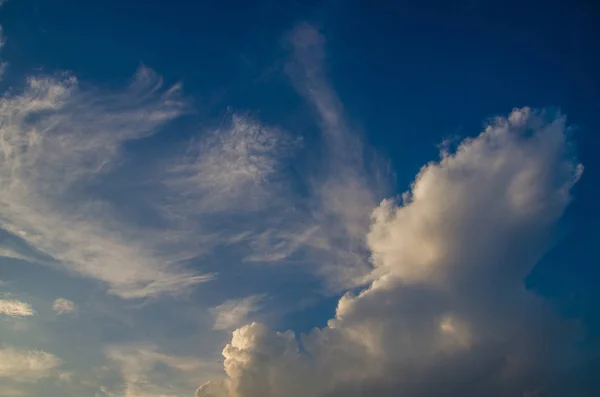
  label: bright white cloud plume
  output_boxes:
[211,295,265,331]
[0,347,61,382]
[52,298,76,315]
[196,107,583,397]
[0,298,35,317]
[0,65,213,298]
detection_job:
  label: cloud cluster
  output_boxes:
[196,107,583,397]
[0,298,35,317]
[0,20,382,305]
[0,51,308,302]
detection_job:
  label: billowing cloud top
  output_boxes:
[195,106,582,397]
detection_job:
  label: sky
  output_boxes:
[0,0,599,396]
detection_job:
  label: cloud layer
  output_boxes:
[196,107,583,397]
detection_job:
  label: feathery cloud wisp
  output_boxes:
[168,115,300,215]
[0,66,213,299]
[245,24,390,290]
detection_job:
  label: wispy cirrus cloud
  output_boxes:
[0,65,214,299]
[168,115,301,215]
[246,24,390,289]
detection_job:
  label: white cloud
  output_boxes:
[196,107,583,397]
[105,345,222,397]
[245,23,390,289]
[0,298,35,317]
[52,298,76,315]
[0,347,61,382]
[168,115,300,215]
[0,65,213,298]
[211,295,265,331]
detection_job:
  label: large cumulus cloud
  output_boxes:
[196,107,584,397]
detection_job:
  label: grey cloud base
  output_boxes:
[196,108,585,397]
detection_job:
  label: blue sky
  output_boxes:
[0,1,599,396]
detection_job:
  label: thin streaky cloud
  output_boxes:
[248,23,390,290]
[0,65,213,299]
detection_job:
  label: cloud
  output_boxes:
[104,345,222,397]
[247,23,390,289]
[0,298,35,317]
[0,347,61,382]
[211,295,265,331]
[58,371,73,383]
[0,65,214,298]
[196,107,583,397]
[168,115,300,215]
[195,380,231,397]
[52,298,76,315]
